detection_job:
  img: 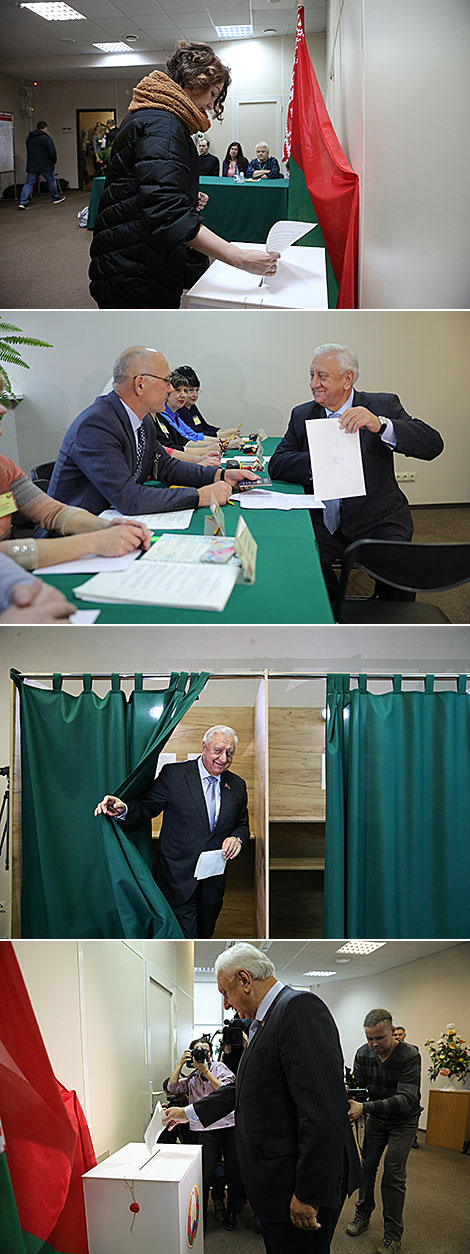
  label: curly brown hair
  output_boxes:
[166,41,231,121]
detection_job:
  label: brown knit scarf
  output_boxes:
[129,69,211,133]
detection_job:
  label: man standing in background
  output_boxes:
[19,121,65,209]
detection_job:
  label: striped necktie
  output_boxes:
[205,774,219,830]
[135,423,146,479]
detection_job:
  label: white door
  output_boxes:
[148,976,173,1111]
[237,98,282,166]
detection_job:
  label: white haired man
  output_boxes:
[268,343,443,606]
[95,726,249,937]
[163,942,361,1253]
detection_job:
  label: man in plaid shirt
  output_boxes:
[346,1008,421,1254]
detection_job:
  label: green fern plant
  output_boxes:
[0,316,52,407]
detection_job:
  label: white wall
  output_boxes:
[320,943,470,1128]
[0,34,325,190]
[327,0,470,308]
[4,308,469,506]
[12,939,194,1160]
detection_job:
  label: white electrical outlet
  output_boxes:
[396,472,416,482]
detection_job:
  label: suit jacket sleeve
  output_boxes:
[383,394,443,460]
[193,1081,236,1125]
[268,408,312,486]
[120,765,172,830]
[71,417,215,515]
[280,994,352,1207]
[229,779,250,847]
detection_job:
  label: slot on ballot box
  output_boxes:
[83,1142,203,1254]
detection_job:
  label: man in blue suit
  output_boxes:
[268,344,443,604]
[40,346,255,530]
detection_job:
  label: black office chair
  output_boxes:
[334,540,470,623]
[30,460,56,493]
[11,461,56,535]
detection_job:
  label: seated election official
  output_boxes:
[197,136,220,176]
[163,943,362,1254]
[36,346,257,534]
[176,365,243,445]
[268,343,444,605]
[246,142,281,179]
[94,725,250,939]
[152,371,220,465]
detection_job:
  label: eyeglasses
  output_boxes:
[134,373,172,385]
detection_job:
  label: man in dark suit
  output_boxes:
[38,346,256,532]
[268,343,444,604]
[163,943,361,1252]
[94,726,249,938]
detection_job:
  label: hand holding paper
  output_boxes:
[306,417,366,500]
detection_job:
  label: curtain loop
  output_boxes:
[111,674,121,692]
[358,674,367,693]
[457,674,467,693]
[425,675,434,694]
[82,674,92,692]
[52,674,63,691]
[392,675,402,692]
[134,673,143,691]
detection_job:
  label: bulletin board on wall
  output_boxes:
[0,113,15,174]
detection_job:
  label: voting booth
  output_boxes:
[83,1142,203,1254]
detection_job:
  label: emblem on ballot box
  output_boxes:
[187,1184,200,1247]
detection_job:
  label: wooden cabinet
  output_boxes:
[425,1089,470,1151]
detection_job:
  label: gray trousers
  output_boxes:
[355,1114,419,1240]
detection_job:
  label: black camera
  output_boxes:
[222,1019,244,1047]
[347,1088,369,1102]
[191,1045,208,1064]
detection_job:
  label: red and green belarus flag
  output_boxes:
[284,4,359,308]
[0,943,95,1254]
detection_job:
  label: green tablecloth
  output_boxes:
[200,177,289,243]
[40,440,333,624]
[87,176,106,230]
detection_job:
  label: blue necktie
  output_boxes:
[323,411,341,534]
[205,775,219,830]
[135,423,146,479]
[248,1018,261,1043]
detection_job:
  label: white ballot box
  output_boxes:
[83,1142,203,1254]
[184,243,328,310]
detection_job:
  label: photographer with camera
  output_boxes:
[166,1036,244,1230]
[346,1009,422,1254]
[220,1014,250,1074]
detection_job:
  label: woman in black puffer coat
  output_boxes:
[89,41,279,309]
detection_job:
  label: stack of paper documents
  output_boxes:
[74,559,239,612]
[100,508,194,530]
[238,490,324,510]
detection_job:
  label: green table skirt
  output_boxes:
[200,177,289,243]
[39,441,333,623]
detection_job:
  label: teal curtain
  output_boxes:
[324,673,470,939]
[12,670,209,939]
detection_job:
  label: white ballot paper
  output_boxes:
[144,1100,166,1151]
[35,550,140,575]
[73,560,238,612]
[70,609,101,625]
[100,508,194,530]
[265,219,317,255]
[306,417,366,501]
[194,849,226,880]
[238,490,324,510]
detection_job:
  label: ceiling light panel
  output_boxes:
[93,42,132,52]
[20,2,86,18]
[336,942,386,955]
[216,25,253,38]
[303,970,337,978]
